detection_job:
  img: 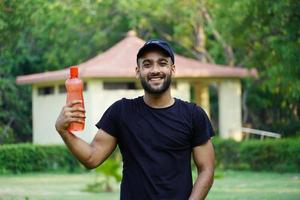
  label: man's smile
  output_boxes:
[147,74,165,84]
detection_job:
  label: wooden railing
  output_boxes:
[242,127,282,140]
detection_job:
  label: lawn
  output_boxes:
[0,170,299,200]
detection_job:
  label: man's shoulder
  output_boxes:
[120,96,141,104]
[175,98,197,110]
[175,98,207,116]
[110,96,141,108]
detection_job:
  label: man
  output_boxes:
[55,39,215,200]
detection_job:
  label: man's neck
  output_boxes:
[143,89,174,108]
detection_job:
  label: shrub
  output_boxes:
[84,148,122,192]
[212,138,242,170]
[0,143,85,174]
[212,137,300,172]
[239,138,300,172]
[1,137,299,174]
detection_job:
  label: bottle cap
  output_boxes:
[70,66,78,78]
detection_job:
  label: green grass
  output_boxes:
[207,170,300,200]
[0,173,119,200]
[0,170,299,200]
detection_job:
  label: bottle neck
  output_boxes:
[70,66,78,78]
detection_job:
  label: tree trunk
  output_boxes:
[202,6,235,66]
[192,24,207,62]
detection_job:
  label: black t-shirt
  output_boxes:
[96,96,214,200]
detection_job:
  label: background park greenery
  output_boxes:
[0,137,299,199]
[0,1,299,199]
[0,0,299,143]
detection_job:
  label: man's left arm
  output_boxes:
[189,139,215,200]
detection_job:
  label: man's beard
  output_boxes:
[140,73,172,95]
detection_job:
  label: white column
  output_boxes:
[32,85,38,144]
[218,79,242,141]
[194,81,210,117]
[172,81,190,102]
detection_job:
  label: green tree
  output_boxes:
[0,0,130,143]
[210,0,300,135]
[1,0,299,143]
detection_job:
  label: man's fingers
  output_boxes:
[63,107,85,114]
[68,118,85,124]
[65,111,86,118]
[66,100,83,107]
[56,101,85,133]
[70,112,86,118]
[69,106,85,113]
[63,103,85,114]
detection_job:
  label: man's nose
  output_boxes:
[150,62,160,73]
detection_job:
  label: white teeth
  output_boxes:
[149,77,163,81]
[150,79,161,81]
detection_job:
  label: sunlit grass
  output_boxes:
[0,170,299,200]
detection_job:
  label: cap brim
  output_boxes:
[137,43,172,60]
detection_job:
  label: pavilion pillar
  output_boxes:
[194,81,210,117]
[218,79,242,141]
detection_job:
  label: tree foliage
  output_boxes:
[0,0,299,143]
[0,0,130,143]
[210,0,300,135]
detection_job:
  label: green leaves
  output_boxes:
[0,144,84,174]
[213,137,300,172]
[0,0,299,142]
[0,0,130,143]
[211,0,300,134]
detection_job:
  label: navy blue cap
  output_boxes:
[137,39,175,64]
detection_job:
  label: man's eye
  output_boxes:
[160,62,167,66]
[143,63,151,67]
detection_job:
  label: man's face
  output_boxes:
[136,50,175,94]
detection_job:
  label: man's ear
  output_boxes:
[171,64,176,75]
[135,66,140,79]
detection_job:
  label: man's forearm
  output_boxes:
[59,130,94,168]
[189,169,214,200]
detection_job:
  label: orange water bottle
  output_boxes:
[65,66,85,131]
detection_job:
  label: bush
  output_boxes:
[240,138,300,172]
[84,148,122,193]
[212,137,300,172]
[0,143,85,174]
[212,138,242,170]
[1,137,299,174]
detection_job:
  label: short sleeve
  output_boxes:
[95,100,121,138]
[191,105,214,147]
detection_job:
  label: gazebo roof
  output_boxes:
[16,30,257,85]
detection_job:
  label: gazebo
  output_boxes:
[17,30,257,144]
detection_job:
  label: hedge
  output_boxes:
[0,137,299,174]
[0,143,85,174]
[213,137,300,172]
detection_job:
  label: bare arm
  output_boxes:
[55,100,117,169]
[189,139,215,200]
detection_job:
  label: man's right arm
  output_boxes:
[55,100,117,169]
